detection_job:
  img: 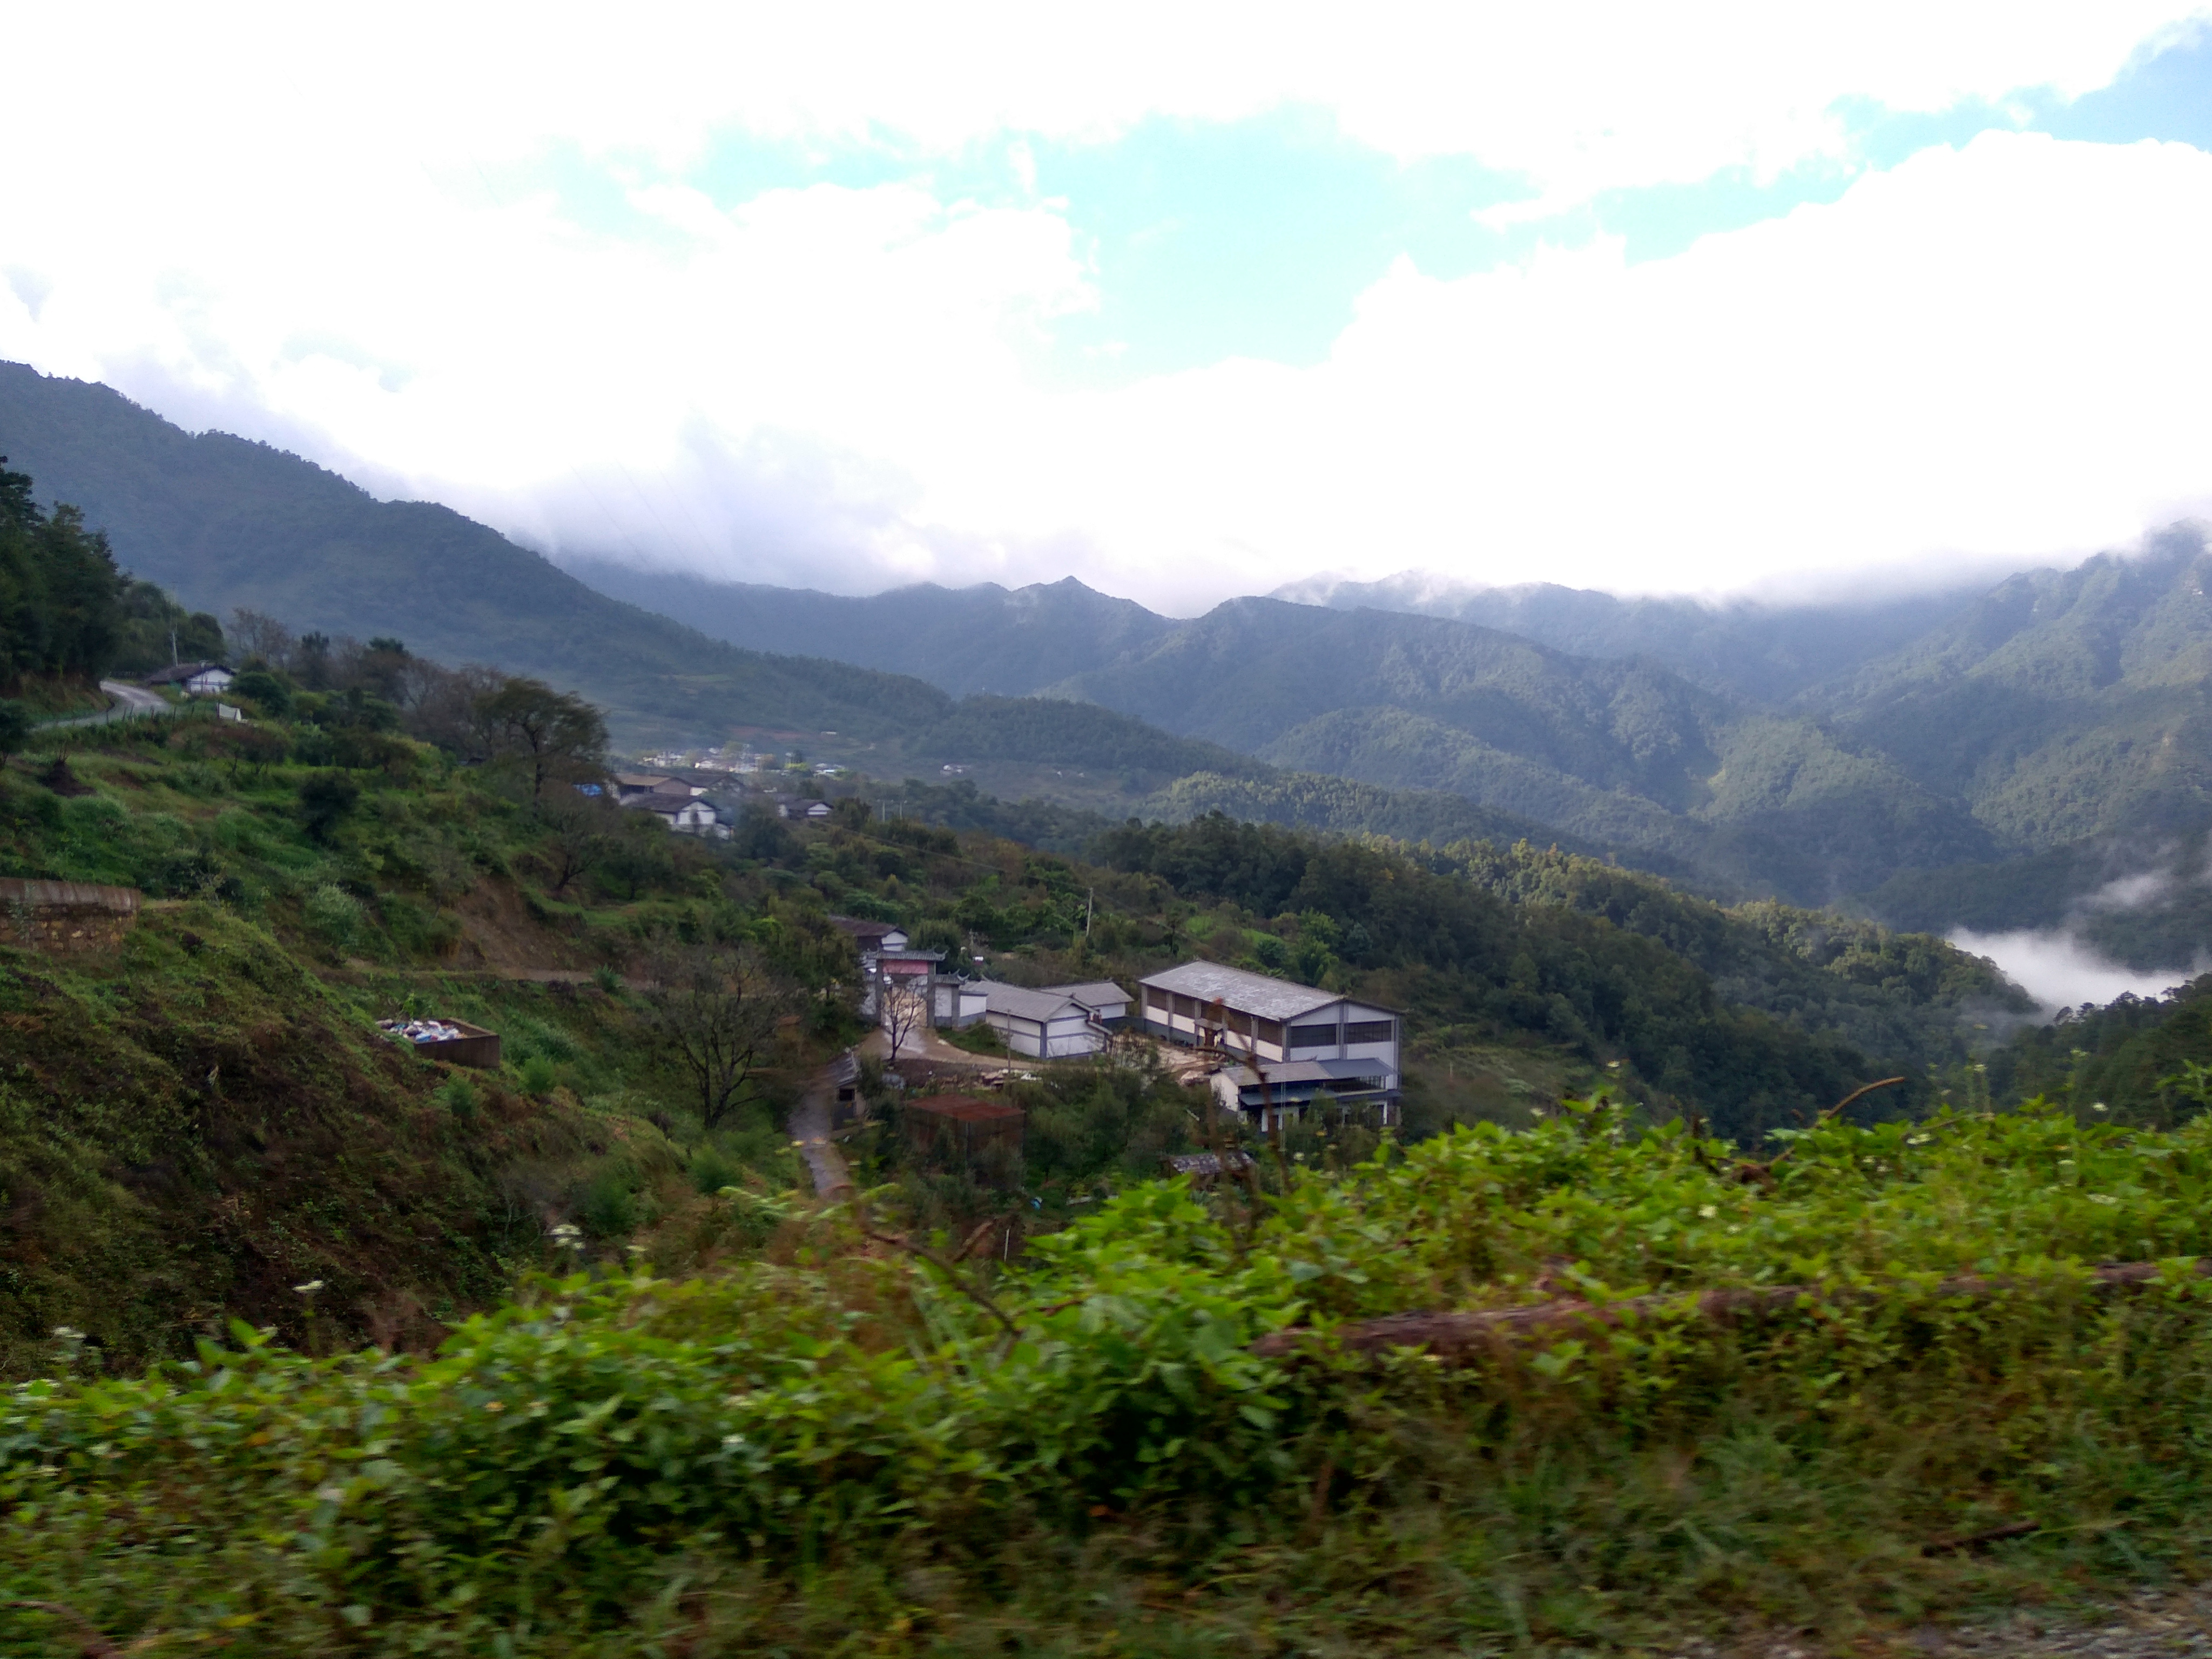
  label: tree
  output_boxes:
[536,788,619,894]
[298,771,360,843]
[881,974,930,1064]
[0,458,124,690]
[228,609,295,665]
[642,943,791,1131]
[0,700,30,760]
[475,677,609,805]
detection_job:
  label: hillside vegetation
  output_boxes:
[0,574,2033,1372]
[2,561,2208,1650]
[10,1102,2212,1652]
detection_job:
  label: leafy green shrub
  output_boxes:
[11,1106,2212,1649]
[230,666,290,714]
[517,1053,558,1097]
[689,1145,741,1194]
[302,883,361,952]
[581,1170,641,1237]
[439,1076,478,1122]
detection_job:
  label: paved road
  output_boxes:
[788,1062,853,1199]
[43,681,175,729]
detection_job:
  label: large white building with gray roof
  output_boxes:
[1137,961,1401,1127]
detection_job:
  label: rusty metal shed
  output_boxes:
[901,1093,1023,1160]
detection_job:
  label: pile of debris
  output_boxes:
[381,1018,467,1045]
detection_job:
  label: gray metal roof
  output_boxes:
[1138,961,1343,1022]
[979,981,1087,1024]
[1049,980,1129,1011]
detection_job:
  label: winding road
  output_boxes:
[44,681,175,729]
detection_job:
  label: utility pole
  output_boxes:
[1085,887,1094,938]
[168,625,179,667]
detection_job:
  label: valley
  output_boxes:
[2,369,2211,1653]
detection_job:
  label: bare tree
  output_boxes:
[228,608,295,665]
[881,976,929,1064]
[642,943,791,1131]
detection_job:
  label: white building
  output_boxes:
[144,662,234,697]
[624,795,730,840]
[1136,961,1401,1127]
[976,982,1110,1058]
[1054,980,1131,1026]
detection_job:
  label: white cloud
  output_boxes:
[19,4,2204,192]
[5,12,2212,608]
[1950,928,2198,1013]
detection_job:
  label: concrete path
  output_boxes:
[860,1026,1006,1071]
[44,682,175,729]
[789,1061,853,1199]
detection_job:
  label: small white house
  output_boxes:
[624,795,730,840]
[976,981,1116,1059]
[144,662,234,697]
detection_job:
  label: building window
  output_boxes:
[1145,986,1168,1011]
[1172,993,1198,1019]
[1286,1022,1337,1050]
[1253,1017,1283,1047]
[1344,1020,1395,1045]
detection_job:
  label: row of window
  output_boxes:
[1141,989,1394,1050]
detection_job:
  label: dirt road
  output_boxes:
[788,1063,853,1199]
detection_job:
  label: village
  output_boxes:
[817,910,1402,1173]
[126,659,1400,1176]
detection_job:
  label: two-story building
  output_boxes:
[1136,961,1401,1128]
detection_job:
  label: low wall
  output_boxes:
[0,878,141,953]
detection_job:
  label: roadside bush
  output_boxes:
[10,1105,2212,1650]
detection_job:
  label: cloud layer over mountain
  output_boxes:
[5,5,2212,609]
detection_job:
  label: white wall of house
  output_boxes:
[983,1008,1104,1059]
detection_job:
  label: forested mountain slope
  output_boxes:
[1050,598,1732,804]
[0,363,948,745]
[565,561,1176,698]
[16,359,2212,931]
[1820,526,2212,849]
[1277,570,1994,702]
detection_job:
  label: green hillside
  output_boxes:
[5,611,2209,1653]
[0,363,948,746]
[0,619,2026,1373]
[1052,596,1732,804]
[1044,598,2008,904]
[16,359,2212,938]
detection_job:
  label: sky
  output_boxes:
[6,4,2212,612]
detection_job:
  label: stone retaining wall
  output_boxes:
[0,878,142,953]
